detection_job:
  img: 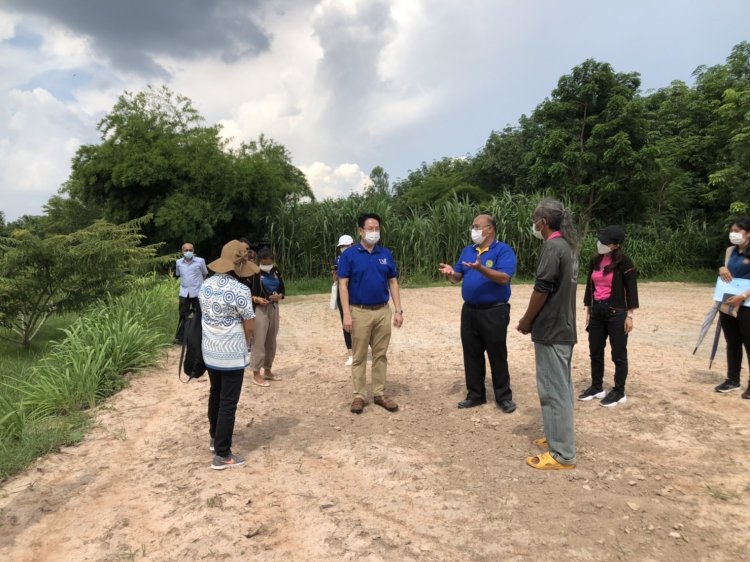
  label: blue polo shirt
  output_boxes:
[454,240,516,305]
[338,243,398,305]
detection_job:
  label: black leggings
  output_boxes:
[588,301,629,391]
[720,308,750,384]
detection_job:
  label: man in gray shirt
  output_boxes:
[517,199,579,470]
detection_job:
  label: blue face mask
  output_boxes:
[183,251,194,260]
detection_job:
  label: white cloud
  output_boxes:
[40,25,93,66]
[298,161,372,200]
[0,12,16,41]
[0,88,93,218]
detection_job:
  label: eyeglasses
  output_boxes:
[470,224,490,230]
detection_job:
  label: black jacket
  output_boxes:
[249,267,286,301]
[583,254,639,310]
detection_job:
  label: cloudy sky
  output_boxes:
[1,0,748,221]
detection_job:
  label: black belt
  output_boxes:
[351,303,388,310]
[464,301,508,310]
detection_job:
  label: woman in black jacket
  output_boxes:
[579,225,639,407]
[248,247,285,387]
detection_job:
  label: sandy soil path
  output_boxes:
[1,283,749,561]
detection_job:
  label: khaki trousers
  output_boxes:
[251,304,279,371]
[350,306,392,399]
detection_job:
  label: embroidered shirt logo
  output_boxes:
[485,259,494,268]
[379,258,387,265]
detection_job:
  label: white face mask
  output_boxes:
[364,231,380,245]
[597,241,612,254]
[531,223,544,240]
[259,264,273,272]
[729,232,745,245]
[470,228,486,245]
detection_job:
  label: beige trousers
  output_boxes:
[350,306,392,399]
[251,304,279,371]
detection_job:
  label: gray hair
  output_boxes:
[534,198,579,248]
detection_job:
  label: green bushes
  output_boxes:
[0,280,177,477]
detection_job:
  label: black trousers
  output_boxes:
[720,308,750,384]
[460,303,512,403]
[336,291,352,350]
[175,296,200,342]
[207,368,245,458]
[588,301,628,391]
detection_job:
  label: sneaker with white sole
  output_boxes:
[715,379,741,393]
[211,453,246,470]
[578,385,605,401]
[345,356,353,366]
[600,389,626,407]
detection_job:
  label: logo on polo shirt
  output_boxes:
[379,258,387,265]
[486,259,494,268]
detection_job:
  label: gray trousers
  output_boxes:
[534,343,576,464]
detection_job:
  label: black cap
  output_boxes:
[598,225,625,245]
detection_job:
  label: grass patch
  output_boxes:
[0,278,177,480]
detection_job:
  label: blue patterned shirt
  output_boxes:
[199,274,255,370]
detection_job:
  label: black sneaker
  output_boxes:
[742,387,750,400]
[600,389,626,407]
[715,380,741,393]
[578,385,605,401]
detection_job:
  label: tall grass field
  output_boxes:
[267,193,716,282]
[0,279,178,478]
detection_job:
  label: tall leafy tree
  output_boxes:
[64,86,311,253]
[526,59,654,230]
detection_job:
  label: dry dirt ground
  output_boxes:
[1,283,750,561]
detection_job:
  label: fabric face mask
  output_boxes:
[729,232,745,245]
[470,228,486,245]
[531,224,544,240]
[365,231,380,245]
[259,264,274,273]
[183,251,194,260]
[597,241,612,254]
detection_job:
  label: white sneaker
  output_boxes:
[345,356,353,366]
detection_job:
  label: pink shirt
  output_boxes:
[592,255,613,301]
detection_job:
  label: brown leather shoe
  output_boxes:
[350,397,365,414]
[374,395,398,412]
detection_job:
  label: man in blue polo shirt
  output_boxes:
[439,213,518,412]
[338,213,404,415]
[175,241,208,344]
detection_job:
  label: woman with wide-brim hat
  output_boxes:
[199,240,258,470]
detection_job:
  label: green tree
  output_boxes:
[393,157,487,209]
[65,86,311,254]
[366,166,391,198]
[525,59,654,231]
[0,217,165,347]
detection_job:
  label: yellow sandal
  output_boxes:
[533,437,548,447]
[526,451,575,470]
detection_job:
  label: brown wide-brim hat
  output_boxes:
[208,240,260,277]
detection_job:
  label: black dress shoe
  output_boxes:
[458,399,486,409]
[497,399,517,413]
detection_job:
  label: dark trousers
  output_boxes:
[175,296,200,342]
[336,292,352,350]
[720,308,750,384]
[588,301,629,391]
[460,303,512,403]
[207,368,245,457]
